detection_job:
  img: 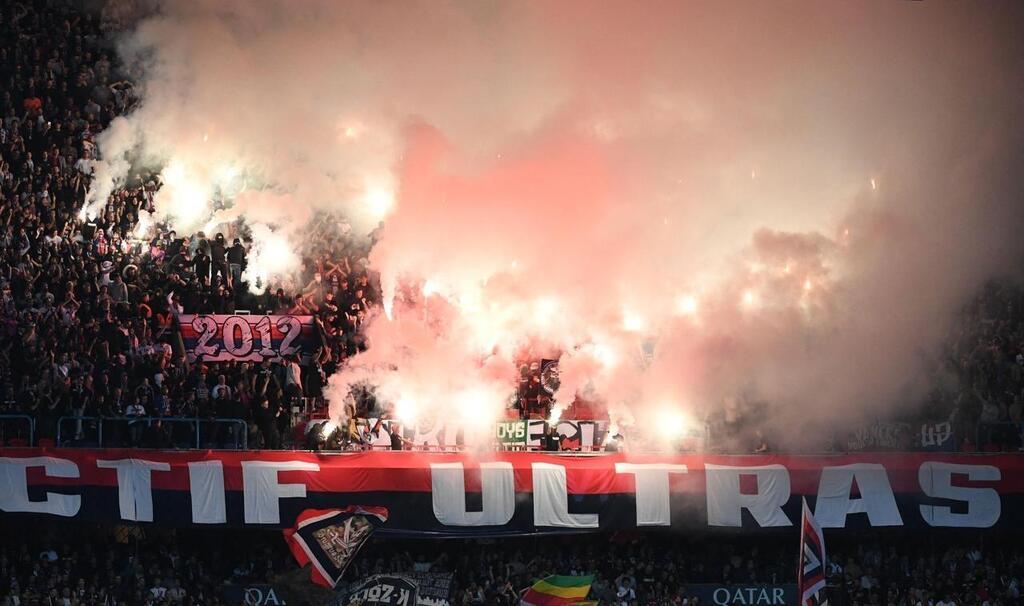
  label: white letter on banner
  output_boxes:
[614,463,687,526]
[532,462,599,528]
[919,462,1000,528]
[705,464,792,527]
[242,461,319,524]
[430,462,515,526]
[0,457,81,516]
[816,464,903,528]
[526,420,547,448]
[188,461,226,524]
[96,459,171,522]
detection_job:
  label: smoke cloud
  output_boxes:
[92,0,1024,445]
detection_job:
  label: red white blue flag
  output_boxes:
[283,506,389,588]
[798,498,827,606]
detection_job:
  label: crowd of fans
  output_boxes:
[701,280,1024,455]
[944,281,1024,452]
[0,3,1023,606]
[0,0,1023,454]
[0,0,387,450]
[2,521,1022,606]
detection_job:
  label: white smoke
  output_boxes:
[89,0,1024,444]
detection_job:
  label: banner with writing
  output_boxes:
[687,584,797,606]
[496,421,528,446]
[919,421,956,451]
[222,584,289,606]
[1,449,1020,534]
[345,418,608,451]
[177,314,319,362]
[330,573,453,606]
[844,422,913,451]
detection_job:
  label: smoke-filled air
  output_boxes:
[87,0,1024,447]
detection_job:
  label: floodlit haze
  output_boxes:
[90,0,1024,444]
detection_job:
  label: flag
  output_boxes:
[521,575,594,606]
[798,498,827,606]
[540,359,560,395]
[283,506,388,588]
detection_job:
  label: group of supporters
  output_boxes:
[1,0,1024,454]
[0,1,384,450]
[1,520,1021,606]
[698,280,1024,455]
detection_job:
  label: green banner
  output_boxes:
[496,421,527,445]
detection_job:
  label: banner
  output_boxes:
[0,449,1017,534]
[331,573,453,606]
[919,421,956,451]
[496,421,527,446]
[346,418,609,451]
[177,314,319,362]
[222,585,289,606]
[687,584,796,606]
[844,422,913,451]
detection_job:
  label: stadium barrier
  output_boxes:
[0,414,34,446]
[55,416,249,450]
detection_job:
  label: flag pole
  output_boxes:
[797,497,806,601]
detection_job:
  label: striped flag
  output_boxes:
[520,575,594,606]
[798,498,827,606]
[283,506,388,588]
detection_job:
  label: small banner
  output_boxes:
[919,421,956,451]
[685,585,796,606]
[177,314,319,362]
[222,584,289,606]
[845,421,913,451]
[496,421,527,446]
[283,506,388,588]
[330,572,454,606]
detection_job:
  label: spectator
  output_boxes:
[255,398,281,449]
[125,396,146,446]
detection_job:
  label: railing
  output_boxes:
[56,416,248,450]
[0,414,35,446]
[290,397,326,428]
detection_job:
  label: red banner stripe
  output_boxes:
[8,450,1022,494]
